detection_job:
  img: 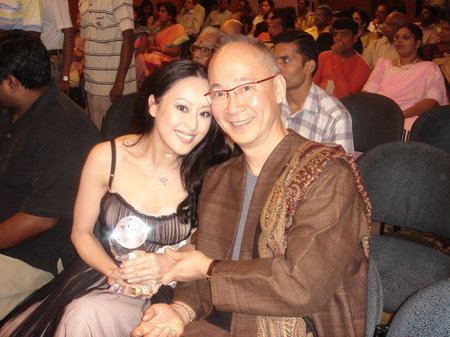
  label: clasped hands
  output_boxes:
[120,249,213,337]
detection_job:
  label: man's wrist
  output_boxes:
[205,259,220,280]
[171,302,194,325]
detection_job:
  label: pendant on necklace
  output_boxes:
[158,175,168,186]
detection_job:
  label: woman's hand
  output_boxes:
[119,251,176,283]
[131,303,184,337]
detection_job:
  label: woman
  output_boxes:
[140,0,155,29]
[133,6,150,89]
[144,2,189,75]
[363,23,447,138]
[0,60,230,337]
[352,9,378,51]
[249,0,273,38]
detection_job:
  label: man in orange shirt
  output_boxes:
[313,17,370,99]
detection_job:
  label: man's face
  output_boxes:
[238,0,246,11]
[332,29,356,53]
[314,9,330,28]
[273,42,310,91]
[420,8,433,25]
[184,0,194,11]
[381,13,401,39]
[207,43,283,150]
[0,78,14,108]
[297,0,307,12]
[375,5,388,22]
[268,17,283,38]
[218,0,229,12]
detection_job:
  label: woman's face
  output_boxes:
[352,12,363,30]
[394,27,420,57]
[158,6,171,24]
[259,1,271,15]
[149,76,213,156]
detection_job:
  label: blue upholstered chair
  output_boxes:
[340,93,403,153]
[409,105,450,154]
[358,142,450,314]
[365,257,384,337]
[101,93,138,141]
[386,278,450,337]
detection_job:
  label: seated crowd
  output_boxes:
[0,1,448,337]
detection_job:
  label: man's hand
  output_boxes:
[110,81,124,103]
[160,249,213,285]
[120,252,176,283]
[58,76,71,93]
[130,303,184,337]
[331,41,345,55]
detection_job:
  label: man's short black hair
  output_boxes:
[0,30,51,89]
[271,7,296,31]
[332,17,359,35]
[273,29,318,63]
[317,4,333,18]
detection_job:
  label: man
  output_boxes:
[176,0,205,37]
[40,0,74,93]
[131,35,370,337]
[191,26,222,66]
[304,4,333,40]
[416,5,440,45]
[313,17,370,99]
[295,0,314,31]
[273,30,354,153]
[367,3,389,34]
[79,0,136,130]
[363,11,406,68]
[230,0,252,22]
[220,19,243,35]
[0,0,42,37]
[204,0,232,28]
[268,7,296,40]
[0,30,99,320]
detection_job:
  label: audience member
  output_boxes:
[140,0,156,29]
[313,18,370,99]
[131,35,371,337]
[305,4,333,40]
[191,26,222,66]
[132,6,150,90]
[204,0,232,28]
[295,0,314,31]
[0,0,42,38]
[176,0,205,37]
[416,5,441,45]
[268,7,295,40]
[220,19,243,35]
[363,11,406,68]
[79,0,136,130]
[0,59,230,337]
[352,9,379,50]
[0,30,99,320]
[231,0,252,22]
[144,3,189,76]
[249,0,274,37]
[367,3,389,34]
[40,0,74,93]
[67,13,85,108]
[274,30,354,153]
[363,23,448,138]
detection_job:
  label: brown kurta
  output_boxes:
[175,132,369,337]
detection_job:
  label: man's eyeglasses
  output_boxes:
[204,75,277,106]
[190,44,215,56]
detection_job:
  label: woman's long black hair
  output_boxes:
[133,60,231,227]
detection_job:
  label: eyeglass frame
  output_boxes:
[190,44,215,56]
[204,74,278,105]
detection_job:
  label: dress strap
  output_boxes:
[108,140,117,189]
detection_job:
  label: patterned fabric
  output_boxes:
[362,36,398,68]
[256,141,371,336]
[281,83,354,154]
[79,0,136,96]
[0,0,42,32]
[176,4,205,36]
[40,0,73,50]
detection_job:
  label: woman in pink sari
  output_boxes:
[144,2,189,75]
[363,23,447,139]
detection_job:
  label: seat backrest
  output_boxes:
[386,278,450,337]
[101,93,138,141]
[409,105,450,154]
[366,256,383,337]
[340,93,404,152]
[358,141,450,238]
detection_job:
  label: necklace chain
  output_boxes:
[398,57,418,70]
[148,161,180,186]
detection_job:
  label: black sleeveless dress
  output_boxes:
[0,141,192,337]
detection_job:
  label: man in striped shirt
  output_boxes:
[79,0,136,130]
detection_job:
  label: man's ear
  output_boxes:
[274,74,286,104]
[148,95,157,118]
[304,59,316,75]
[5,75,20,94]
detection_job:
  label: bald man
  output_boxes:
[220,19,243,35]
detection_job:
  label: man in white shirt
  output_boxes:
[204,0,232,28]
[40,0,74,92]
[0,0,42,37]
[177,0,205,37]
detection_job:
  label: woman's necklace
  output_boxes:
[397,57,418,70]
[149,161,180,186]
